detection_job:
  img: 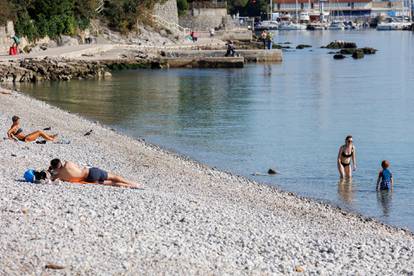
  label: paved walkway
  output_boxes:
[0,38,225,62]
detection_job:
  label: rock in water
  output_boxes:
[296,44,312,49]
[333,54,346,60]
[326,41,357,49]
[352,50,365,59]
[339,48,356,55]
[268,168,277,175]
[362,47,377,55]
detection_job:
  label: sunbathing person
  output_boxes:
[49,159,143,189]
[7,115,57,142]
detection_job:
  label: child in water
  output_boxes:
[376,160,394,191]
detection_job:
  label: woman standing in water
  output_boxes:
[337,135,357,179]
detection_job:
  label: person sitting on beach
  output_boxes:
[49,159,143,189]
[376,160,393,191]
[225,40,236,57]
[7,115,57,142]
[337,135,357,179]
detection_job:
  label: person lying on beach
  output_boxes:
[376,160,393,191]
[48,159,143,189]
[7,115,57,142]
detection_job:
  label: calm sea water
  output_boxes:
[18,30,414,231]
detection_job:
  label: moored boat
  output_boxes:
[279,21,307,30]
[327,21,345,30]
[255,20,279,30]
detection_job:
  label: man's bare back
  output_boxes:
[52,161,88,182]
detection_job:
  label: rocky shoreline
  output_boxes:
[0,42,284,83]
[0,87,413,274]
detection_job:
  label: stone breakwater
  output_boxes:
[0,46,283,83]
[0,87,414,275]
[0,58,111,82]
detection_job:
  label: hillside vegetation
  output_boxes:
[0,0,164,40]
[1,0,269,41]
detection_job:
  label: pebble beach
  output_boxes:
[0,87,413,275]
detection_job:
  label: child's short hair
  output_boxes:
[381,160,390,169]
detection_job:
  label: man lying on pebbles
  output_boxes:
[48,159,143,189]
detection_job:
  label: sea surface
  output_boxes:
[18,30,414,231]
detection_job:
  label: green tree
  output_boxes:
[228,0,249,14]
[15,10,38,40]
[177,0,189,16]
[103,0,159,33]
[231,0,269,17]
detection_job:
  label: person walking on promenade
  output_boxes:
[7,115,57,142]
[337,135,357,179]
[376,160,394,191]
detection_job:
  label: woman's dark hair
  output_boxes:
[12,115,20,122]
[381,160,390,169]
[345,135,353,142]
[50,159,62,169]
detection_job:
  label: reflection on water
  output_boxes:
[338,179,354,204]
[17,31,414,232]
[377,190,393,218]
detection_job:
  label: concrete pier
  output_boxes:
[162,56,244,68]
[163,49,283,63]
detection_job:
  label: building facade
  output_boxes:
[272,0,405,19]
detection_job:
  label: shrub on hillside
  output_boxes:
[13,0,94,40]
[177,0,188,16]
[103,0,162,33]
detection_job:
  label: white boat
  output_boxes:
[307,22,327,30]
[278,21,307,30]
[256,20,279,30]
[376,21,412,30]
[299,12,310,22]
[328,21,345,30]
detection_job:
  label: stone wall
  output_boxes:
[153,0,179,25]
[179,8,229,31]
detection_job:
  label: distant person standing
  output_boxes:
[337,135,357,179]
[261,30,267,49]
[84,29,92,44]
[266,31,273,50]
[376,160,394,191]
[9,35,20,55]
[190,31,198,42]
[11,35,20,48]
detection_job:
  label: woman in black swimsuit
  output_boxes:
[337,135,357,179]
[7,115,57,142]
